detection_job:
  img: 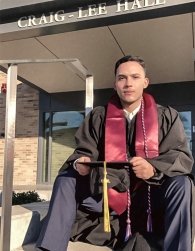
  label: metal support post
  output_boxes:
[85,75,94,115]
[0,64,17,251]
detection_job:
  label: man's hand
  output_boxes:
[130,156,155,180]
[75,156,91,176]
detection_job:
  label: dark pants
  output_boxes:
[129,175,193,251]
[36,168,193,251]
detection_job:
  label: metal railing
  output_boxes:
[0,58,93,251]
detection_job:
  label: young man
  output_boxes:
[37,55,194,251]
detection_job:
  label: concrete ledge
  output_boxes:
[22,201,49,221]
[0,202,113,250]
[0,205,41,251]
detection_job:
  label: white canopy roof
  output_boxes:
[0,13,195,93]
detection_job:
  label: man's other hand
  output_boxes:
[75,156,91,176]
[130,156,155,180]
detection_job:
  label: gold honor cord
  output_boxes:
[102,161,111,232]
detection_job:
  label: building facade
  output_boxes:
[0,0,195,187]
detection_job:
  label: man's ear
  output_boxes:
[144,78,149,89]
[114,82,116,90]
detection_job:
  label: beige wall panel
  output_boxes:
[110,14,194,84]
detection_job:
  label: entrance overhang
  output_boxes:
[0,0,195,42]
[1,0,195,94]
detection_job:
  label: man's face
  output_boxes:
[115,61,149,110]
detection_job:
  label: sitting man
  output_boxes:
[37,55,194,251]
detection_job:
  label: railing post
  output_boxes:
[85,75,94,115]
[0,58,93,250]
[0,64,17,251]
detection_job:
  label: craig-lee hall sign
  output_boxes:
[17,0,166,28]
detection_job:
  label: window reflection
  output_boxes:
[43,111,84,183]
[42,110,192,183]
[179,111,192,150]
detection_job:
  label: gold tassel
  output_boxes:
[102,161,111,232]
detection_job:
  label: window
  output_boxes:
[179,111,192,150]
[42,111,84,183]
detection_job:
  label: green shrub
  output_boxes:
[12,190,44,205]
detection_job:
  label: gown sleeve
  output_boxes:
[147,106,194,178]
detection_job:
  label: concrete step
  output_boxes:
[0,205,42,251]
[1,201,194,251]
[1,202,111,250]
[12,240,195,251]
[0,202,49,251]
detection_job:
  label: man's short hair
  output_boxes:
[114,55,146,75]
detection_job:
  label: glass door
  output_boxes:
[42,111,84,183]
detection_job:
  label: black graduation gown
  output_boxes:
[60,104,194,250]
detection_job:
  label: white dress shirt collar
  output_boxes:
[123,105,141,123]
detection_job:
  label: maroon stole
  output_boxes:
[105,93,159,215]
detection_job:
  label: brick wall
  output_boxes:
[0,72,39,186]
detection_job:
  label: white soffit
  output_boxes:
[0,14,194,93]
[0,38,84,92]
[37,26,123,90]
[110,13,194,84]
